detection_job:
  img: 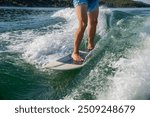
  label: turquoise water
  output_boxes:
[0,7,150,100]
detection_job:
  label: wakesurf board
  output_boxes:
[45,50,93,70]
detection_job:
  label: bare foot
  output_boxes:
[71,53,84,62]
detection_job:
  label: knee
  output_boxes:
[89,19,98,27]
[79,21,87,31]
[94,19,98,26]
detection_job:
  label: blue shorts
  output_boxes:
[73,0,99,12]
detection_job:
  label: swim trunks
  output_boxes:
[73,0,99,12]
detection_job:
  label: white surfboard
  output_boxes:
[45,50,93,70]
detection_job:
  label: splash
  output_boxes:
[64,11,150,100]
[4,7,110,68]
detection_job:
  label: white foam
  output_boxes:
[64,16,150,100]
[2,7,109,68]
[98,17,150,100]
[22,32,73,66]
[107,41,150,99]
[97,7,111,36]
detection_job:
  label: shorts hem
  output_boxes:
[88,4,99,12]
[74,2,88,8]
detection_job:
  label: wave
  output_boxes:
[3,8,110,67]
[64,9,150,100]
[0,7,150,99]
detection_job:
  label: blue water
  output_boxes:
[0,7,150,100]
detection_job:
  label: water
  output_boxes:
[0,7,150,100]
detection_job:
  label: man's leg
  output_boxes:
[72,5,88,62]
[87,8,99,50]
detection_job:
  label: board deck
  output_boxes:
[45,51,93,70]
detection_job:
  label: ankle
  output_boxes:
[88,45,94,49]
[88,42,94,48]
[72,51,79,55]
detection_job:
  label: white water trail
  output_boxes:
[103,18,150,100]
[64,13,150,100]
[5,7,110,68]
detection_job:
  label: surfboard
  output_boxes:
[45,50,93,70]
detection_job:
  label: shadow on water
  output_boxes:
[0,52,82,100]
[46,69,82,100]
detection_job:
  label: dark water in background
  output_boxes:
[0,7,150,100]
